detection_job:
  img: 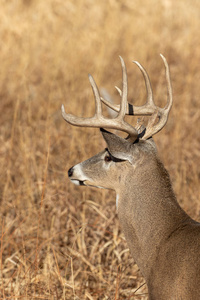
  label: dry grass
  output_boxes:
[0,0,200,299]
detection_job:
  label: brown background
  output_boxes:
[1,0,200,299]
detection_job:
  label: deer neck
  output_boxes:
[117,156,190,279]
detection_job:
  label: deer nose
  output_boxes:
[68,166,74,177]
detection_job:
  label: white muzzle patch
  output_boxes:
[70,163,90,186]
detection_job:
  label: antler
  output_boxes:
[61,56,138,140]
[101,54,173,139]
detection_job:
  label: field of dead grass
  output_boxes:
[0,0,200,299]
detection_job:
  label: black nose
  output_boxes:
[68,166,74,177]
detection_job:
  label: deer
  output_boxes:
[61,55,200,299]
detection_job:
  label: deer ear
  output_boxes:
[100,128,135,163]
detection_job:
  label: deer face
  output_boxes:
[68,129,157,192]
[68,149,125,190]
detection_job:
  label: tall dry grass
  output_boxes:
[0,0,200,299]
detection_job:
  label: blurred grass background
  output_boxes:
[0,0,200,299]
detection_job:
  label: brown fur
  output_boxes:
[69,134,200,299]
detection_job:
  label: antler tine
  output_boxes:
[88,74,102,117]
[61,74,103,127]
[132,60,155,107]
[115,86,122,96]
[160,54,173,112]
[142,54,173,139]
[101,57,128,116]
[118,56,128,119]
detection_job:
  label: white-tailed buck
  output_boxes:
[62,55,200,299]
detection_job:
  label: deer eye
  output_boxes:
[104,155,112,162]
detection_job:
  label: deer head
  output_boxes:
[62,55,172,191]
